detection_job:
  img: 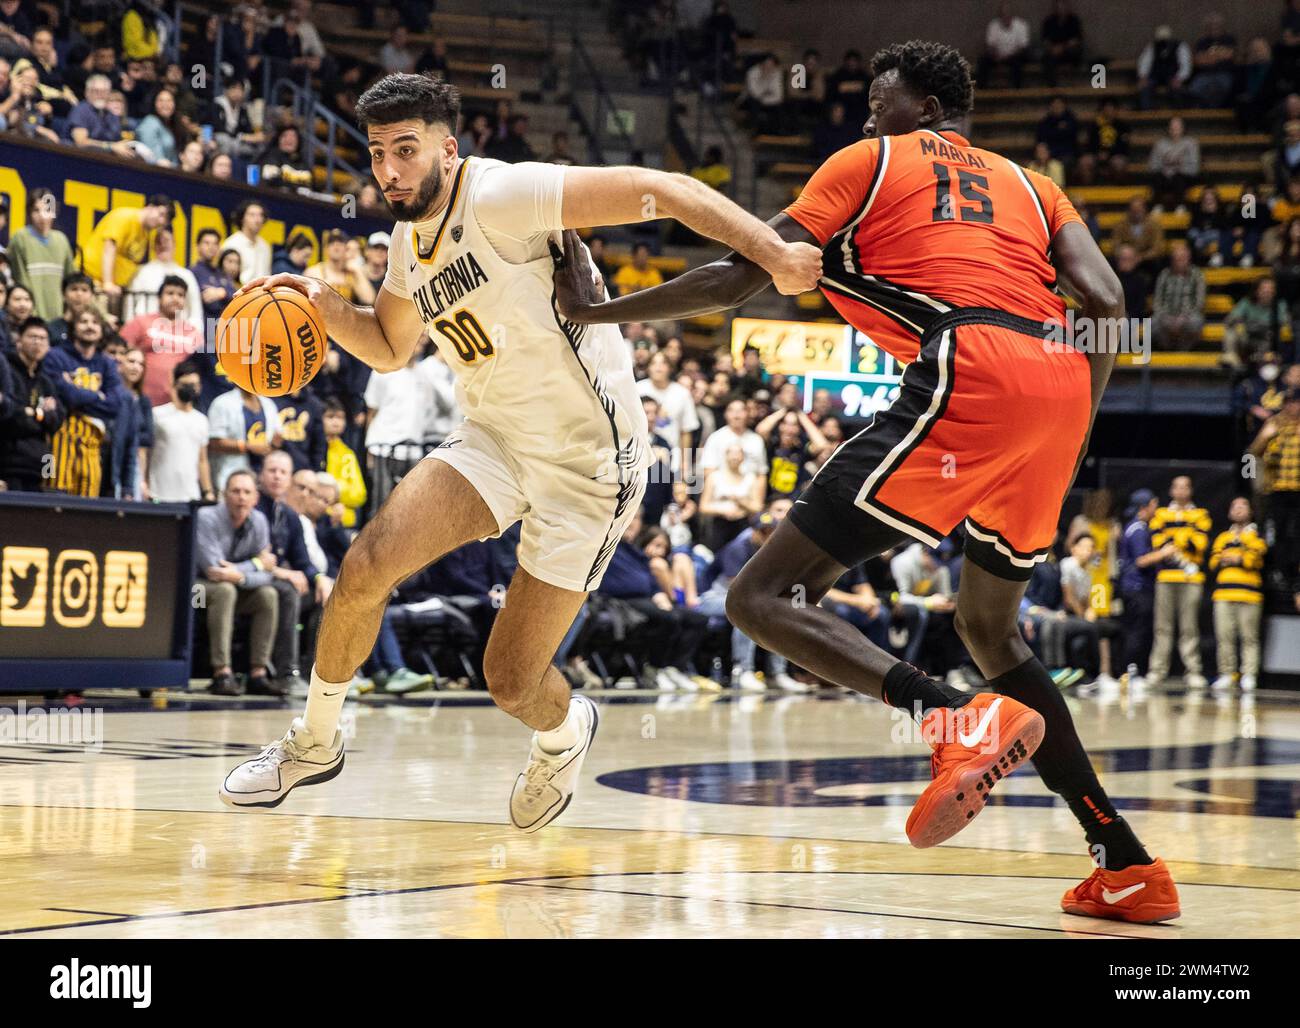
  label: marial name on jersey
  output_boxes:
[411,251,490,322]
[920,136,989,169]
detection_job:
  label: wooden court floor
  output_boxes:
[0,685,1296,938]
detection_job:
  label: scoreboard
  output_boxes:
[730,318,903,417]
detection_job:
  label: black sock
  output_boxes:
[989,656,1152,871]
[882,660,971,718]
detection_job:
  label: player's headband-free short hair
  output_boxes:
[355,72,462,133]
[870,40,974,119]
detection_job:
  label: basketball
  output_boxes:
[215,285,327,397]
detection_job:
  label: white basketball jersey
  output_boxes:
[384,157,650,482]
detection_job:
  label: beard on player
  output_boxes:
[383,158,444,222]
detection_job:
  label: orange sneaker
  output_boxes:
[1061,857,1181,923]
[905,693,1045,848]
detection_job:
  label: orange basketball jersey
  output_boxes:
[785,128,1082,364]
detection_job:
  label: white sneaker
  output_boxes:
[1084,673,1121,698]
[1211,674,1235,692]
[1240,674,1257,692]
[1184,673,1209,690]
[735,670,766,692]
[770,672,813,693]
[347,674,375,698]
[219,717,345,808]
[612,676,638,690]
[509,695,598,833]
[654,668,680,691]
[665,667,699,692]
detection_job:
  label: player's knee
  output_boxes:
[334,536,392,603]
[954,606,1017,655]
[724,584,759,635]
[482,653,536,716]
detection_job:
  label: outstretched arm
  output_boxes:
[555,214,818,323]
[560,168,820,296]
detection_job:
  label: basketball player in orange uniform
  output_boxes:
[556,41,1179,923]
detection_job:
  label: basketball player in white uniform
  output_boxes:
[220,74,821,830]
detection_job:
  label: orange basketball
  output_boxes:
[215,285,327,397]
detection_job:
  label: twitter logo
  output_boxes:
[2,547,48,627]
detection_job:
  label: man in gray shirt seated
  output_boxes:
[195,469,280,696]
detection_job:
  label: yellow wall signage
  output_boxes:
[730,318,849,376]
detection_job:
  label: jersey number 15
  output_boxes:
[930,163,994,224]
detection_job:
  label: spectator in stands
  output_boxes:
[1117,488,1162,686]
[641,396,674,526]
[66,73,133,156]
[135,87,184,166]
[126,227,204,325]
[321,397,365,526]
[820,560,892,652]
[700,396,767,479]
[257,449,323,692]
[1224,276,1289,367]
[1021,552,1090,688]
[148,359,213,502]
[212,78,264,160]
[542,131,575,166]
[257,123,314,192]
[7,189,75,322]
[638,349,698,477]
[0,316,63,491]
[890,541,971,685]
[221,200,272,286]
[1110,196,1165,274]
[756,406,828,501]
[379,24,417,75]
[208,382,281,490]
[1188,12,1237,109]
[1207,496,1265,692]
[415,37,449,79]
[108,346,152,499]
[1060,532,1120,690]
[275,382,326,472]
[699,442,764,550]
[1040,0,1083,87]
[787,48,826,126]
[612,243,664,296]
[1147,475,1211,688]
[1237,36,1275,132]
[84,196,173,315]
[3,60,61,142]
[598,513,713,692]
[1152,241,1206,349]
[205,151,234,180]
[45,274,105,350]
[158,60,204,140]
[1188,186,1231,265]
[1137,24,1191,110]
[825,49,870,127]
[1148,116,1200,212]
[977,2,1030,90]
[176,138,206,175]
[361,233,389,298]
[263,5,324,84]
[742,52,785,135]
[813,100,862,162]
[1027,141,1065,187]
[306,227,375,304]
[1276,118,1300,189]
[44,309,126,497]
[1249,385,1300,581]
[3,282,32,340]
[270,233,311,277]
[363,345,427,511]
[120,275,203,406]
[228,6,267,90]
[1036,95,1079,166]
[190,229,233,327]
[0,0,34,61]
[195,469,279,696]
[1076,97,1130,184]
[690,145,732,192]
[486,113,536,164]
[457,112,492,158]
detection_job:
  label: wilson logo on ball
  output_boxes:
[215,286,327,397]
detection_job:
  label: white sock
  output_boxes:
[537,700,581,754]
[303,666,350,743]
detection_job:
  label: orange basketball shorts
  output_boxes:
[788,308,1092,580]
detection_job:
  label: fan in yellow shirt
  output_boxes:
[323,400,367,527]
[611,242,665,296]
[1208,497,1267,691]
[82,196,174,299]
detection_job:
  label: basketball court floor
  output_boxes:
[0,684,1296,939]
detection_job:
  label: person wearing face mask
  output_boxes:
[148,359,214,502]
